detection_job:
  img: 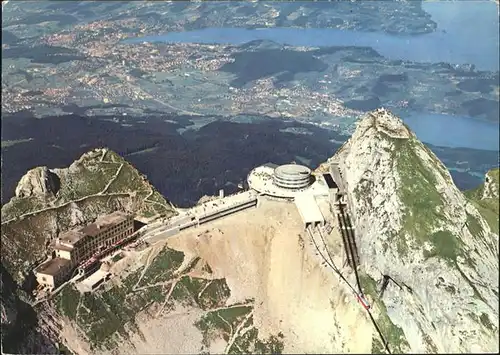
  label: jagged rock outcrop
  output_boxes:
[331,108,499,353]
[482,169,499,200]
[15,167,60,198]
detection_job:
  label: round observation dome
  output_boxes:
[273,164,312,190]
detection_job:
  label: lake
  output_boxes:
[124,2,499,71]
[124,1,499,151]
[403,112,498,152]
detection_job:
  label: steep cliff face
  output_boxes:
[331,108,499,353]
[14,166,60,199]
[0,263,57,354]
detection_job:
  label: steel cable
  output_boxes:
[307,226,392,354]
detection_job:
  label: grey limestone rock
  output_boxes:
[332,108,499,353]
[14,166,60,198]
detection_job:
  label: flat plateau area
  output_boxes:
[165,197,373,353]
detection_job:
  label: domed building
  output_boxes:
[247,163,317,199]
[273,164,312,190]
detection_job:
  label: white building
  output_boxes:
[294,193,325,229]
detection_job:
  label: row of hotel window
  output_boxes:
[82,229,132,250]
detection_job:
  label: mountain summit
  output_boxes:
[0,110,498,354]
[331,108,499,353]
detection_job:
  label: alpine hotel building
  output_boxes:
[34,211,134,290]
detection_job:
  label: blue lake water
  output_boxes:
[125,2,499,71]
[124,1,499,151]
[403,112,498,151]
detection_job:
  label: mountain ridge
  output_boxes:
[1,109,498,354]
[1,148,176,286]
[330,108,499,353]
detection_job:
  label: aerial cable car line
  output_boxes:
[339,206,362,294]
[307,226,392,355]
[337,205,392,355]
[311,226,391,354]
[308,226,357,294]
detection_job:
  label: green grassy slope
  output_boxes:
[464,168,499,235]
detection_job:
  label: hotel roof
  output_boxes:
[34,257,71,276]
[58,211,131,244]
[81,211,129,237]
[58,229,86,246]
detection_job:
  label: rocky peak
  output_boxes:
[14,167,60,199]
[482,169,499,200]
[354,107,413,140]
[332,108,499,353]
[68,148,108,170]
